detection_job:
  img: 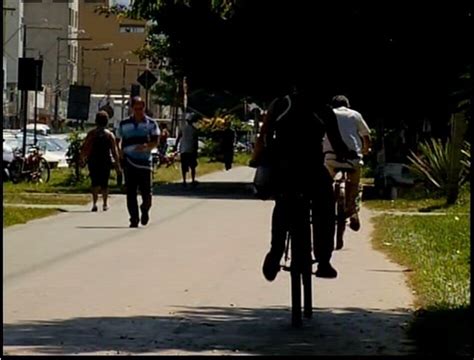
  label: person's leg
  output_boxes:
[190,152,197,185]
[263,196,289,281]
[345,166,361,217]
[312,168,337,278]
[138,168,152,226]
[101,165,111,210]
[124,163,139,226]
[181,153,188,186]
[91,186,99,211]
[88,164,99,212]
[346,166,362,231]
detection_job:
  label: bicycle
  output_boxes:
[9,145,50,184]
[324,151,361,251]
[334,167,353,250]
[280,196,314,328]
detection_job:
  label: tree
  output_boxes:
[97,2,472,139]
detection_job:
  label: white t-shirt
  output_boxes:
[179,122,198,154]
[323,106,370,159]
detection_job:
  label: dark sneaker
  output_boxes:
[140,206,149,226]
[91,205,98,212]
[315,262,338,279]
[130,221,139,228]
[103,205,109,211]
[349,214,361,231]
[262,251,282,282]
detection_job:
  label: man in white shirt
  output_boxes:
[323,95,371,231]
[176,112,199,187]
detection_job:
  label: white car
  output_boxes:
[14,135,70,168]
[26,123,51,136]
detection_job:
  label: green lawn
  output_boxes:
[3,207,60,227]
[3,154,253,195]
[364,184,470,213]
[372,203,470,355]
[3,193,90,205]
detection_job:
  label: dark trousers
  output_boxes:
[271,169,335,263]
[124,162,152,222]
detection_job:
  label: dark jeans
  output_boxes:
[124,162,152,223]
[270,168,335,264]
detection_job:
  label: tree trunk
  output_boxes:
[446,112,468,204]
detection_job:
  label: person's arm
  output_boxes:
[249,98,278,167]
[135,121,160,152]
[356,114,372,155]
[108,132,122,171]
[115,123,124,160]
[79,131,93,165]
[175,128,183,151]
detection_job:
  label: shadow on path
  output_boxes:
[154,182,256,200]
[3,306,417,355]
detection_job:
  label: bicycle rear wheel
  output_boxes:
[37,158,50,183]
[290,269,302,327]
[335,182,346,250]
[302,267,312,319]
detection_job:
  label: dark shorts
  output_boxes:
[181,152,198,172]
[88,162,111,188]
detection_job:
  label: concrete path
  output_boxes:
[3,166,416,355]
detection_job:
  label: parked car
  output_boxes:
[13,135,69,169]
[26,123,51,136]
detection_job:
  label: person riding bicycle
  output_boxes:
[251,84,355,280]
[323,95,372,231]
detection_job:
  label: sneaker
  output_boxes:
[103,205,109,211]
[262,251,282,282]
[349,214,361,231]
[130,221,139,228]
[91,205,98,212]
[140,206,149,226]
[315,262,338,279]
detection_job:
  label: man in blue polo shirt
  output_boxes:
[116,97,160,228]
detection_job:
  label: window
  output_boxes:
[119,25,145,33]
[23,0,43,3]
[69,9,73,26]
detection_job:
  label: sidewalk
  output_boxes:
[3,166,416,355]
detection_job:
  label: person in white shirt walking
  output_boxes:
[323,95,372,231]
[176,112,200,187]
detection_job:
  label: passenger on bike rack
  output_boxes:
[251,83,353,280]
[323,95,372,231]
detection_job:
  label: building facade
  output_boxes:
[78,0,147,95]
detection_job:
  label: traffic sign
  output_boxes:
[137,70,158,90]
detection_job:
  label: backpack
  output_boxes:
[254,94,328,198]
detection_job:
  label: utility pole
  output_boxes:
[21,24,27,157]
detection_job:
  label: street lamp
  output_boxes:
[54,36,92,129]
[80,43,113,85]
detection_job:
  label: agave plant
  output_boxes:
[408,139,470,203]
[461,141,471,175]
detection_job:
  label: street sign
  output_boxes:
[137,70,158,90]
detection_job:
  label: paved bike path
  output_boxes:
[3,166,415,355]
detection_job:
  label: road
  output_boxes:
[3,166,415,355]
